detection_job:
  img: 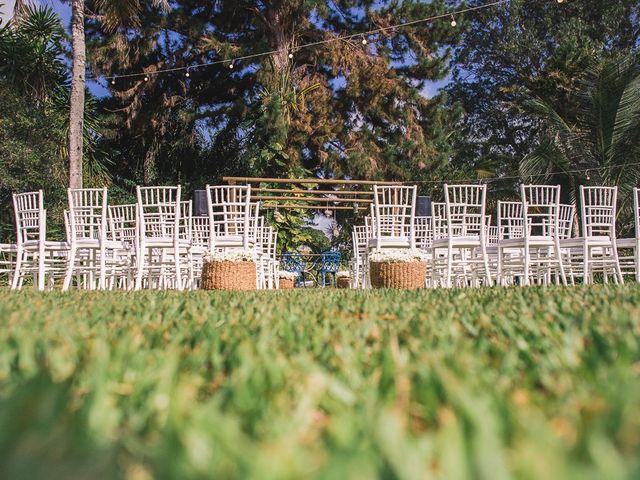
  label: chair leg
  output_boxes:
[63,245,77,291]
[11,249,24,290]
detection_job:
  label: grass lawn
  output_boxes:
[0,285,639,479]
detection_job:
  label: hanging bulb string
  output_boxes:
[98,0,521,82]
[406,161,640,185]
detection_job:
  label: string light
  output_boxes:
[143,75,149,82]
[93,0,514,82]
[111,77,116,85]
[185,69,190,78]
[288,52,294,59]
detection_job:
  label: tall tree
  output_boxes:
[68,0,85,188]
[87,0,461,187]
[67,0,169,189]
[520,53,640,224]
[447,0,640,195]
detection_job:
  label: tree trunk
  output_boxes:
[69,0,86,189]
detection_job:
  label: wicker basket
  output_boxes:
[369,261,427,289]
[279,278,295,290]
[337,277,351,289]
[201,260,256,291]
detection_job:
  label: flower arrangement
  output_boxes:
[336,271,351,278]
[203,249,255,263]
[368,249,428,263]
[278,271,299,280]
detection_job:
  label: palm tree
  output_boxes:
[67,0,169,189]
[520,53,640,229]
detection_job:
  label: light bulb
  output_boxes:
[288,52,293,59]
[229,62,234,69]
[185,70,190,77]
[362,37,367,45]
[111,77,116,85]
[450,16,457,27]
[143,75,149,82]
[557,0,564,3]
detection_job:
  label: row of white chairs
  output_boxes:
[2,185,280,290]
[352,184,640,288]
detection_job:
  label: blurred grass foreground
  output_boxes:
[0,286,639,479]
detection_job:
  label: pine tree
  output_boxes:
[87,0,462,185]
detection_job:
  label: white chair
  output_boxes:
[494,201,525,285]
[205,185,255,251]
[62,188,110,291]
[351,225,370,288]
[561,186,623,284]
[190,215,210,288]
[12,190,69,290]
[414,217,434,251]
[369,185,417,250]
[256,222,278,289]
[497,185,567,286]
[0,243,17,286]
[617,187,639,281]
[107,203,138,289]
[135,185,189,290]
[432,184,492,288]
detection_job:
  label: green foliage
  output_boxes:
[449,0,640,196]
[520,53,640,230]
[0,83,67,241]
[0,285,639,478]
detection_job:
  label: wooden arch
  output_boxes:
[223,177,403,212]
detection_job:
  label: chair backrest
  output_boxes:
[414,217,433,250]
[178,200,193,243]
[259,225,277,258]
[486,226,499,246]
[443,184,488,239]
[558,204,576,239]
[205,185,252,249]
[372,185,417,248]
[281,252,305,273]
[497,201,524,240]
[520,184,561,239]
[108,204,137,247]
[580,186,617,239]
[191,215,210,248]
[320,251,341,272]
[136,185,182,242]
[67,188,108,243]
[352,225,369,258]
[431,202,447,240]
[13,190,45,247]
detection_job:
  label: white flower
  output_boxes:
[278,271,298,280]
[368,249,428,263]
[203,248,255,263]
[336,271,351,278]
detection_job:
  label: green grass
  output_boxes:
[0,286,639,479]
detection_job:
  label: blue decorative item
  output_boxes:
[281,252,305,287]
[319,251,341,287]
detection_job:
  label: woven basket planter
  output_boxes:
[369,261,427,289]
[279,278,295,290]
[337,277,351,289]
[201,260,256,291]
